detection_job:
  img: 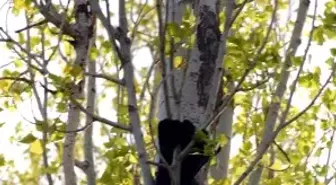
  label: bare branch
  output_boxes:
[32,0,76,37]
[15,19,48,33]
[234,0,311,183]
[0,27,44,69]
[117,0,154,183]
[229,0,253,28]
[280,62,335,129]
[324,129,335,185]
[69,97,131,132]
[0,77,32,84]
[204,0,278,130]
[74,159,91,173]
[84,72,125,85]
[278,0,318,128]
[237,75,272,92]
[88,0,125,67]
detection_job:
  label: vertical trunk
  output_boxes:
[84,56,97,185]
[63,1,94,184]
[119,1,154,184]
[180,0,220,126]
[41,31,54,185]
[247,1,309,184]
[25,14,53,185]
[157,0,235,184]
[209,101,234,179]
[157,0,185,120]
[88,0,154,184]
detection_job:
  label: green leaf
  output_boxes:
[292,56,303,66]
[19,133,37,144]
[0,154,5,166]
[312,26,325,45]
[89,47,99,61]
[314,147,323,157]
[30,36,41,48]
[167,22,183,41]
[128,154,138,164]
[100,166,113,183]
[330,48,336,56]
[30,140,43,154]
[217,134,228,147]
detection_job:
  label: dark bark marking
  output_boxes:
[76,3,90,19]
[196,5,220,107]
[128,105,137,113]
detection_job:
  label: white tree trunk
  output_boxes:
[210,105,233,179]
[246,1,309,184]
[180,0,219,126]
[157,0,235,184]
[83,57,97,185]
[63,1,94,184]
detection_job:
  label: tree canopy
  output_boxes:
[0,0,335,185]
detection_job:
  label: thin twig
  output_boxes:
[280,62,335,129]
[204,0,278,130]
[70,96,132,131]
[15,19,48,33]
[85,72,125,85]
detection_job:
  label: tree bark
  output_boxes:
[63,1,95,185]
[83,52,97,185]
[241,1,310,184]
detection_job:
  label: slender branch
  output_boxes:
[55,121,93,133]
[278,0,318,127]
[204,0,278,130]
[88,0,125,67]
[118,0,154,183]
[272,141,291,163]
[228,0,253,28]
[32,0,76,37]
[84,72,125,85]
[233,60,335,185]
[324,129,335,185]
[280,62,335,129]
[45,0,71,64]
[0,77,32,84]
[0,27,44,68]
[237,75,272,92]
[130,0,152,39]
[15,19,48,33]
[139,59,158,104]
[24,13,53,185]
[70,97,132,131]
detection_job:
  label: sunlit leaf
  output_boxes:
[30,140,43,155]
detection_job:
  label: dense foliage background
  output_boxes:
[0,0,335,185]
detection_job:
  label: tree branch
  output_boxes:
[32,0,76,37]
[69,97,132,132]
[84,72,125,85]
